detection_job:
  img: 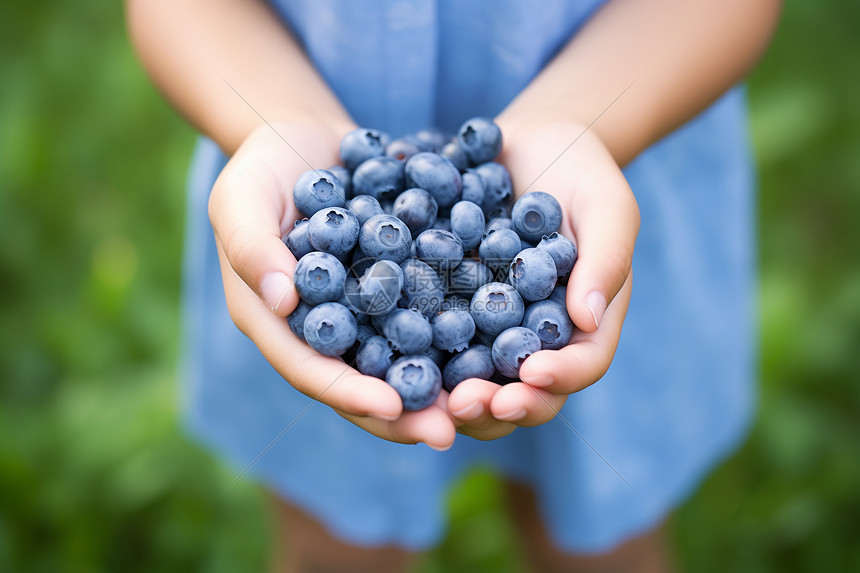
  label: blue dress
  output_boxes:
[181,0,756,552]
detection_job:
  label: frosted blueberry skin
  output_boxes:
[423,345,447,369]
[484,216,515,234]
[413,128,449,153]
[356,324,376,344]
[537,232,578,277]
[432,217,452,232]
[293,169,347,217]
[352,156,406,203]
[415,229,464,273]
[470,282,525,336]
[440,294,471,313]
[326,165,353,199]
[457,116,503,165]
[385,355,442,411]
[431,309,476,353]
[547,284,567,306]
[491,326,542,379]
[294,251,347,305]
[460,171,486,205]
[479,228,523,277]
[287,301,313,341]
[347,194,385,226]
[443,344,495,392]
[522,299,575,350]
[307,206,360,257]
[359,214,412,263]
[382,308,434,355]
[284,218,313,260]
[404,152,463,207]
[399,258,446,317]
[303,302,358,357]
[359,260,404,316]
[385,136,426,162]
[340,128,387,171]
[448,259,493,299]
[392,188,439,237]
[509,248,558,302]
[511,191,563,243]
[472,162,512,217]
[440,140,470,172]
[356,335,395,379]
[450,200,486,250]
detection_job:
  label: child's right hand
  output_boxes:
[207,122,457,451]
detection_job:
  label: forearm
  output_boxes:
[497,0,782,166]
[126,0,353,154]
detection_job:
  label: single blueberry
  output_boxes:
[450,200,486,251]
[472,162,513,217]
[448,259,493,299]
[347,194,385,225]
[340,276,366,314]
[470,282,525,336]
[432,217,452,232]
[356,335,395,379]
[547,284,567,306]
[359,259,404,315]
[392,188,439,237]
[479,228,523,278]
[443,344,495,392]
[385,355,442,411]
[293,169,347,217]
[509,248,557,302]
[327,165,353,199]
[413,128,449,153]
[511,191,563,243]
[415,229,464,273]
[537,232,578,277]
[340,128,386,171]
[457,117,503,165]
[303,302,358,357]
[385,136,426,162]
[431,309,476,353]
[382,308,433,355]
[352,156,406,203]
[484,216,515,234]
[359,214,412,263]
[349,248,376,279]
[460,171,486,205]
[522,299,574,350]
[491,326,541,379]
[356,324,377,344]
[287,301,313,341]
[307,206,360,257]
[284,218,313,259]
[440,139,470,172]
[294,251,346,305]
[404,152,462,207]
[423,345,447,369]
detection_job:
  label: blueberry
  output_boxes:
[303,302,358,357]
[448,259,493,299]
[440,294,471,313]
[443,344,495,391]
[415,229,464,272]
[284,218,313,259]
[359,214,412,263]
[457,117,503,165]
[385,136,426,162]
[423,345,447,369]
[294,251,346,305]
[356,335,395,379]
[484,216,515,234]
[352,156,406,203]
[392,188,439,237]
[340,128,386,171]
[440,140,470,172]
[413,128,449,153]
[382,308,433,354]
[404,152,462,207]
[347,194,385,225]
[349,249,376,279]
[522,299,574,350]
[432,309,476,353]
[460,171,486,205]
[479,228,522,276]
[359,259,404,315]
[327,165,353,199]
[511,191,563,243]
[547,284,567,306]
[470,282,525,336]
[491,327,541,379]
[509,248,557,302]
[450,200,486,251]
[394,259,431,310]
[385,355,442,411]
[340,276,366,314]
[356,324,377,344]
[537,232,578,277]
[432,217,452,232]
[472,162,512,216]
[307,206,360,257]
[287,301,313,341]
[293,169,347,217]
[370,308,394,334]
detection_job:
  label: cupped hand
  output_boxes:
[208,121,457,451]
[449,121,639,441]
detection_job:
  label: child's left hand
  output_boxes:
[447,121,639,440]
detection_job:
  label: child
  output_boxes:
[128,0,781,570]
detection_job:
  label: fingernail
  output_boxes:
[525,374,553,387]
[451,402,483,420]
[495,407,526,422]
[584,290,607,329]
[260,272,294,313]
[428,442,453,452]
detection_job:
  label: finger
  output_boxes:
[489,382,568,427]
[209,152,302,317]
[565,162,639,333]
[338,405,457,451]
[519,273,632,395]
[448,379,517,440]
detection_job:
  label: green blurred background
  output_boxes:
[1,1,858,571]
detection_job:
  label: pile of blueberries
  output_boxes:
[284,117,577,411]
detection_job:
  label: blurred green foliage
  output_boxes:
[1,0,858,571]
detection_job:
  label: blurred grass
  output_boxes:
[1,0,858,571]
